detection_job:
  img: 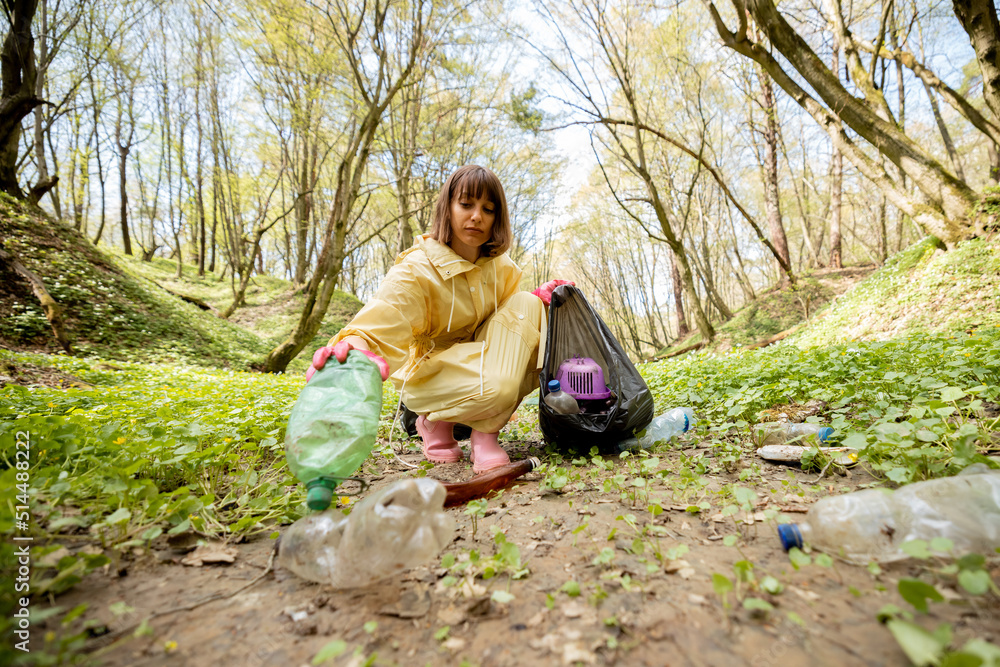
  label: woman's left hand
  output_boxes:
[532,279,575,306]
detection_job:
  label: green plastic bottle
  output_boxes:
[285,350,384,511]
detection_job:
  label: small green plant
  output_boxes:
[464,498,488,541]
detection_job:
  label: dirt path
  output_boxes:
[43,439,998,667]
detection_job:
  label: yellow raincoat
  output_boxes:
[330,235,546,433]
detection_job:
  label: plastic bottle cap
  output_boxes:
[818,427,835,443]
[306,478,336,511]
[547,379,561,392]
[777,524,803,551]
[306,485,333,511]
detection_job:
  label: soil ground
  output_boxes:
[40,436,999,667]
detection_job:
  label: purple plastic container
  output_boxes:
[555,357,612,400]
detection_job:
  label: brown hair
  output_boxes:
[429,165,512,258]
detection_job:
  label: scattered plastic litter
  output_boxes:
[284,350,383,511]
[778,464,1000,563]
[543,379,581,415]
[278,478,455,587]
[753,422,834,448]
[758,444,858,467]
[618,407,695,452]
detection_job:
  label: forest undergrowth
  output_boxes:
[1,318,998,663]
[1,233,999,665]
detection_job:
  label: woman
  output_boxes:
[307,165,570,472]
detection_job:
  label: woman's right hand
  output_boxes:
[306,338,389,382]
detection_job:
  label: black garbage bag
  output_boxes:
[539,285,655,454]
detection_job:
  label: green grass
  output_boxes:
[640,325,1000,482]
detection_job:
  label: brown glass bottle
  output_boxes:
[442,457,540,508]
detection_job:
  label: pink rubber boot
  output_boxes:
[416,415,463,463]
[470,430,510,474]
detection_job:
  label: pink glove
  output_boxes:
[306,341,390,382]
[532,279,576,306]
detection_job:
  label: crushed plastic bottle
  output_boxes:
[778,465,1000,563]
[618,407,695,452]
[753,422,834,448]
[543,379,580,415]
[285,350,383,511]
[278,478,455,587]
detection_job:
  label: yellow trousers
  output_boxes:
[399,292,545,433]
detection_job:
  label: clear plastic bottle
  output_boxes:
[617,407,696,452]
[543,379,580,415]
[278,478,455,587]
[778,466,1000,563]
[285,350,383,511]
[753,422,834,448]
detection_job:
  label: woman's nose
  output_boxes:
[470,206,481,221]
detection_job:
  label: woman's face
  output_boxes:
[448,190,495,262]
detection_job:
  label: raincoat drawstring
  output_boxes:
[386,339,438,468]
[447,279,455,333]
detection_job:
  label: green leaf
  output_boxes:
[761,576,784,595]
[958,569,991,596]
[886,619,946,667]
[491,590,515,604]
[561,580,581,597]
[434,626,450,641]
[901,540,932,560]
[940,387,966,402]
[898,578,944,613]
[723,534,738,547]
[105,507,131,525]
[939,652,986,667]
[842,432,869,450]
[958,638,1000,665]
[929,537,955,554]
[311,640,347,665]
[742,597,774,612]
[788,547,811,570]
[712,573,733,596]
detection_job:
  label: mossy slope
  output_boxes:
[792,236,1000,348]
[0,195,360,370]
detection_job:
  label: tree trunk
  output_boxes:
[32,0,57,211]
[0,245,72,353]
[294,141,313,285]
[670,248,690,339]
[195,20,206,276]
[953,0,1000,123]
[117,129,132,255]
[829,42,844,268]
[263,0,430,372]
[757,65,792,283]
[0,0,43,198]
[923,81,965,182]
[708,0,978,244]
